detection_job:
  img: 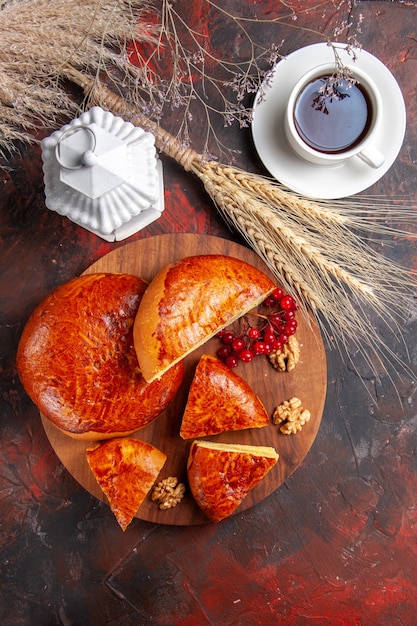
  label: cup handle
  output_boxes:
[357,145,385,169]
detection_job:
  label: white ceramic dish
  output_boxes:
[251,43,406,199]
[42,107,164,241]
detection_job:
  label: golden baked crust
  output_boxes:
[180,355,269,439]
[187,441,278,522]
[133,254,275,382]
[86,438,167,531]
[17,273,184,439]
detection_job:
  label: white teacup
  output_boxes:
[284,63,384,169]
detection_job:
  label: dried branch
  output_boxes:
[125,0,363,158]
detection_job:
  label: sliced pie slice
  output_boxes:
[180,354,269,439]
[187,440,278,522]
[133,254,275,382]
[86,438,167,531]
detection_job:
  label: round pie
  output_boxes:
[17,273,184,439]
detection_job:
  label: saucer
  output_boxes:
[251,43,406,199]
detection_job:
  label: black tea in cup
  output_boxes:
[293,74,372,154]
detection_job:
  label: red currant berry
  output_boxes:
[263,331,276,344]
[279,333,289,344]
[272,287,284,301]
[269,313,282,325]
[238,349,253,363]
[285,320,298,335]
[283,310,295,321]
[272,322,285,334]
[248,327,260,339]
[225,355,239,369]
[217,346,232,360]
[271,339,283,351]
[264,295,275,307]
[280,295,296,310]
[231,337,245,353]
[222,332,235,345]
[253,341,267,355]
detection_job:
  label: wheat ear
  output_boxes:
[0,0,155,158]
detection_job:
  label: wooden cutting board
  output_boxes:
[41,233,327,525]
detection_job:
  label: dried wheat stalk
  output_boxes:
[65,67,417,379]
[0,0,155,158]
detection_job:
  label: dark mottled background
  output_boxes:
[1,1,417,624]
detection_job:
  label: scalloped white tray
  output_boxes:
[42,107,164,241]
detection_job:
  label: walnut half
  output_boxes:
[269,335,300,372]
[272,397,311,435]
[151,476,186,510]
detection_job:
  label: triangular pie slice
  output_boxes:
[180,354,270,439]
[133,254,275,382]
[187,440,278,522]
[86,438,167,531]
